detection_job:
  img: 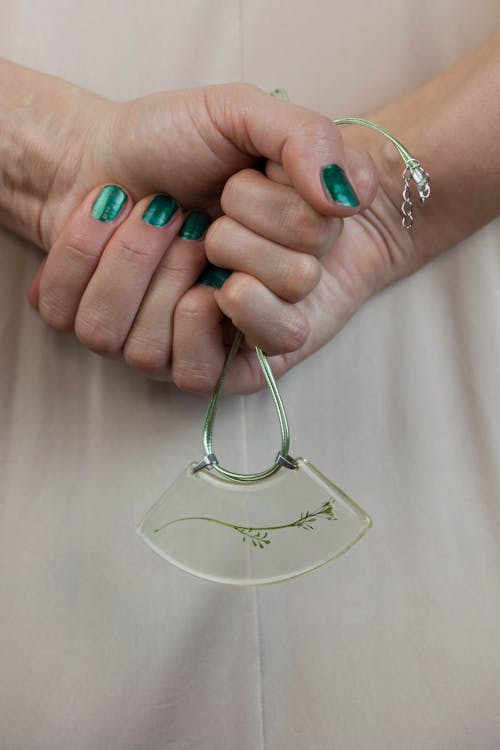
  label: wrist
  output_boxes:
[0,58,107,249]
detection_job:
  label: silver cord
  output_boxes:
[333,117,431,229]
[193,330,296,483]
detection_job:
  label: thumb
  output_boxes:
[209,83,363,217]
[266,147,379,210]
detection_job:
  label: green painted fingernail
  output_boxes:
[179,211,212,240]
[198,263,232,289]
[142,194,178,227]
[92,185,128,222]
[321,164,360,207]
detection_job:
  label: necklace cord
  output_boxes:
[193,331,292,482]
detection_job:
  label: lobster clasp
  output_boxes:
[408,161,431,204]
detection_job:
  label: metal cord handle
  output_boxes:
[193,90,431,483]
[192,330,295,482]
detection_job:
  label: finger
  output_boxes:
[265,147,379,209]
[171,285,226,393]
[171,270,300,395]
[343,147,379,207]
[38,184,133,331]
[265,160,290,185]
[210,84,373,216]
[205,216,321,303]
[122,211,211,376]
[220,168,343,257]
[75,193,183,356]
[219,348,292,396]
[213,272,310,356]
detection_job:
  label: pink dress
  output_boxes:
[1,2,500,747]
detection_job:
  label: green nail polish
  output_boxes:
[179,211,212,240]
[198,263,232,289]
[92,185,128,222]
[142,194,178,227]
[321,164,360,207]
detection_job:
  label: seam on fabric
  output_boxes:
[238,0,245,82]
[238,2,265,745]
[253,583,266,750]
[241,391,266,750]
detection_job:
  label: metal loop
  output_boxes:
[192,453,218,474]
[276,453,299,470]
[194,331,295,484]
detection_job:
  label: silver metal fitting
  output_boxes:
[275,453,298,470]
[408,162,431,204]
[192,453,218,474]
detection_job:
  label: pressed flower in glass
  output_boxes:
[137,456,372,585]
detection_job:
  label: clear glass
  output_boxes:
[136,458,372,585]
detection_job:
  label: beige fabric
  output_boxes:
[2,2,500,748]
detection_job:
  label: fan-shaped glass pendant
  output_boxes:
[137,457,371,585]
[137,331,371,585]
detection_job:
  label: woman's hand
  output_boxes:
[16,74,376,387]
[4,25,500,394]
[36,82,370,249]
[29,143,376,389]
[165,153,411,394]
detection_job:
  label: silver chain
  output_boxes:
[401,159,431,229]
[402,165,414,229]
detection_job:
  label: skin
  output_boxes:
[1,28,500,393]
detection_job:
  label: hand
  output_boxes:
[170,150,416,394]
[36,82,371,248]
[26,81,376,388]
[29,146,376,390]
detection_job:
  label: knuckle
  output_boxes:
[174,292,204,322]
[74,313,121,356]
[155,258,193,287]
[63,237,102,266]
[221,169,254,212]
[172,362,217,394]
[158,244,205,280]
[111,235,152,266]
[204,216,233,264]
[217,273,247,313]
[278,256,320,302]
[276,316,310,354]
[38,291,73,332]
[298,113,337,143]
[284,204,325,253]
[123,336,168,373]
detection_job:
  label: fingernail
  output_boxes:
[198,263,232,289]
[142,194,178,227]
[321,164,360,207]
[92,185,128,222]
[179,211,212,240]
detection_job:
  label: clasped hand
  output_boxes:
[29,83,391,393]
